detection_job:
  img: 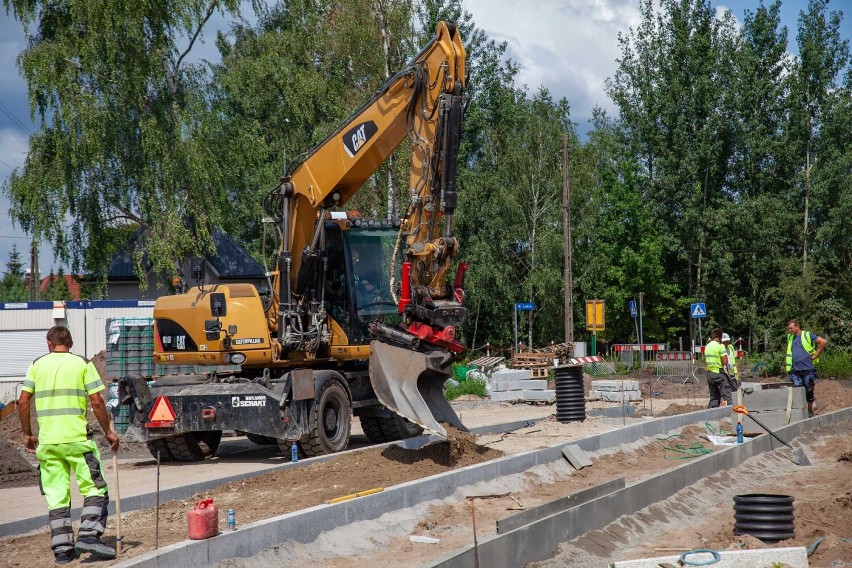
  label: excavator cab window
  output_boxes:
[345,228,400,329]
[323,224,401,342]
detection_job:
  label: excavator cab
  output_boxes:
[323,222,402,340]
[322,220,466,438]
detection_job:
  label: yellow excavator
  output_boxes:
[120,21,470,461]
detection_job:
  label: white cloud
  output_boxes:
[463,0,642,124]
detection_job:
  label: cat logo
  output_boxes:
[342,120,378,158]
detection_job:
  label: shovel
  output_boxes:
[732,404,811,466]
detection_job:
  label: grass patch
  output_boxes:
[445,378,487,400]
[816,352,852,379]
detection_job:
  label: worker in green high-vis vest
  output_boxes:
[18,326,120,564]
[705,328,731,407]
[786,319,827,417]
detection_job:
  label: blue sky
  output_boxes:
[0,0,849,278]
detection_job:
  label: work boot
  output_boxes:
[54,552,76,565]
[75,538,117,559]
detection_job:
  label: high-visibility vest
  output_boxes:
[705,340,724,372]
[786,331,818,372]
[725,344,739,379]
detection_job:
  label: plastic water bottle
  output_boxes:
[226,508,236,531]
[736,422,744,444]
[291,442,299,463]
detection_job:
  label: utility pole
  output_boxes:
[29,240,39,301]
[562,133,574,356]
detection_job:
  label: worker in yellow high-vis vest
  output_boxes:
[786,319,827,417]
[705,328,731,407]
[18,326,120,564]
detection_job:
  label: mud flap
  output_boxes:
[368,340,467,438]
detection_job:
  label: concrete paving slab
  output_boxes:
[589,390,641,402]
[591,380,640,391]
[491,369,531,381]
[561,444,592,470]
[741,385,806,412]
[496,477,625,534]
[611,546,809,567]
[490,379,548,392]
[741,408,808,433]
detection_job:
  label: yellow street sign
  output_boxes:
[586,300,605,332]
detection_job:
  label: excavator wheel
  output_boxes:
[146,438,174,462]
[300,379,352,457]
[360,414,424,443]
[164,432,221,462]
[196,430,222,455]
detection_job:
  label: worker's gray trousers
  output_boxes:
[707,370,732,408]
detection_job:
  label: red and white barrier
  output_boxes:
[569,356,603,365]
[612,343,666,352]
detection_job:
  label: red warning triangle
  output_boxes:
[149,396,176,422]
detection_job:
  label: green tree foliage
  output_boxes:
[0,244,28,302]
[42,267,73,301]
[2,0,241,285]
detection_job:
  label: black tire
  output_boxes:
[301,379,352,457]
[164,432,212,462]
[196,431,222,455]
[146,438,174,462]
[246,433,277,445]
[361,414,424,443]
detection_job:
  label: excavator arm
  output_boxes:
[264,21,469,436]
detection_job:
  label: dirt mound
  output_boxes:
[814,378,852,413]
[90,350,107,380]
[381,426,501,468]
[0,436,39,488]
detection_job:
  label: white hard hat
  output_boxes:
[721,333,731,342]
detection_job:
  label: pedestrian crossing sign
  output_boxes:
[690,303,706,319]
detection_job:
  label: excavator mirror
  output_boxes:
[210,293,227,317]
[190,257,206,282]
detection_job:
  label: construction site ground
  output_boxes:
[0,376,849,567]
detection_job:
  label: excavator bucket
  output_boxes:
[369,340,467,439]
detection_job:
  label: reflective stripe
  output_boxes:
[35,389,87,399]
[50,518,72,530]
[84,379,104,392]
[36,407,86,418]
[51,533,74,545]
[23,379,35,390]
[81,505,103,517]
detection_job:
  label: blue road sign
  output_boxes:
[629,300,637,318]
[691,303,706,319]
[515,302,536,311]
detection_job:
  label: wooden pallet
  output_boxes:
[529,368,550,378]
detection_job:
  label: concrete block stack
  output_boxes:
[588,379,641,402]
[738,382,808,432]
[489,369,556,403]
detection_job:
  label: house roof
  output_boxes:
[108,230,265,280]
[38,274,82,300]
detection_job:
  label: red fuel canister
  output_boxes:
[188,499,218,540]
